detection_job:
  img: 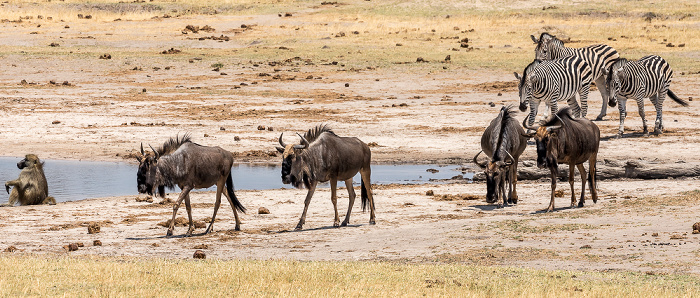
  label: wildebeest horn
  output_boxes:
[504,151,515,166]
[472,150,488,169]
[278,133,287,147]
[522,116,540,131]
[555,114,565,125]
[530,34,538,44]
[140,143,145,155]
[295,133,309,149]
[149,144,159,159]
[546,125,561,132]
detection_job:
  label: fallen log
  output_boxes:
[472,159,700,181]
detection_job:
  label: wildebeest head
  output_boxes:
[276,133,310,189]
[473,150,514,204]
[523,117,561,169]
[531,32,556,60]
[514,59,541,112]
[606,58,628,108]
[135,143,164,197]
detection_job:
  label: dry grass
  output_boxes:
[1,255,699,297]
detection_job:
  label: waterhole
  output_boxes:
[0,157,473,204]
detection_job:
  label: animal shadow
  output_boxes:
[531,205,577,214]
[275,224,363,234]
[600,131,653,141]
[470,204,514,211]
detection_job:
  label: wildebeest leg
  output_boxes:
[341,178,356,227]
[167,186,192,237]
[568,164,576,207]
[546,168,557,212]
[205,180,225,235]
[510,163,519,204]
[222,189,241,231]
[296,181,317,231]
[577,163,587,207]
[594,75,609,120]
[184,192,194,237]
[360,167,376,225]
[330,178,340,227]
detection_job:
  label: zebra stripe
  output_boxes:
[533,33,620,120]
[606,55,688,137]
[516,56,593,127]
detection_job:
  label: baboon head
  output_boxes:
[473,151,513,204]
[17,154,41,169]
[276,133,310,189]
[135,144,164,197]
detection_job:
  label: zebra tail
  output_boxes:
[668,90,689,107]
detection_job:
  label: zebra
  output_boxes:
[606,55,689,138]
[514,56,593,128]
[531,33,619,121]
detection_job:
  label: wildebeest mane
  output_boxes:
[303,124,336,143]
[542,107,574,127]
[491,105,519,161]
[157,133,192,156]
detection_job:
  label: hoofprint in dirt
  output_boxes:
[1,178,699,274]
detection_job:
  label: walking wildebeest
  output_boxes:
[275,124,375,230]
[3,154,55,206]
[136,134,245,236]
[473,105,527,207]
[523,108,600,212]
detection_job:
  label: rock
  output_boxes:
[554,190,564,197]
[267,127,274,131]
[344,83,350,87]
[234,136,241,141]
[426,168,439,173]
[652,232,659,237]
[258,207,270,214]
[693,222,700,231]
[193,244,208,249]
[425,190,434,196]
[193,250,206,259]
[87,222,100,234]
[93,240,102,246]
[4,246,17,253]
[220,127,226,131]
[66,243,79,251]
[52,120,61,125]
[99,54,111,59]
[257,125,266,130]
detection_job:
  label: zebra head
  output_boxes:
[533,33,556,60]
[606,58,629,107]
[515,59,541,112]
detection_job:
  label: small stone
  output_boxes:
[267,127,274,131]
[93,240,102,246]
[580,245,591,249]
[258,207,270,214]
[203,134,210,137]
[193,250,206,259]
[220,127,226,131]
[66,243,79,251]
[142,88,147,93]
[344,83,349,87]
[52,120,61,125]
[693,222,700,231]
[425,190,434,196]
[234,136,241,141]
[257,125,266,130]
[652,232,659,237]
[87,222,100,234]
[4,246,17,253]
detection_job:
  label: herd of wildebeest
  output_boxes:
[2,33,690,237]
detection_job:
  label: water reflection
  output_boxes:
[0,157,472,204]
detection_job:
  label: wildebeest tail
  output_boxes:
[668,90,689,107]
[587,167,598,191]
[361,178,369,212]
[226,172,246,213]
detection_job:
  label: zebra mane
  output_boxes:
[606,58,629,86]
[158,133,192,156]
[520,59,542,86]
[303,124,336,143]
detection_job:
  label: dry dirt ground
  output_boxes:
[0,7,699,275]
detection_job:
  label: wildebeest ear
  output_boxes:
[276,146,285,154]
[513,72,521,80]
[530,34,538,44]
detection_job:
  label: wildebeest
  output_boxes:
[3,154,55,206]
[472,105,527,207]
[275,124,375,230]
[136,134,245,236]
[606,55,689,138]
[523,108,600,212]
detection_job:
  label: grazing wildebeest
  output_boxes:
[472,105,527,207]
[523,108,600,212]
[136,134,245,236]
[3,154,55,206]
[606,55,689,138]
[531,32,620,120]
[275,124,375,230]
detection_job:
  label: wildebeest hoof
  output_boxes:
[333,221,340,227]
[615,133,622,139]
[595,115,605,121]
[369,219,376,225]
[295,224,303,231]
[166,229,174,237]
[234,225,241,231]
[577,202,584,208]
[340,221,348,227]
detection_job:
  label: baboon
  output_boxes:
[3,154,55,206]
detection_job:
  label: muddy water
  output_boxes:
[0,157,472,204]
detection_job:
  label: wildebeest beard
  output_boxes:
[281,155,312,189]
[136,158,168,198]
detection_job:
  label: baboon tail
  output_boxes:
[226,172,246,213]
[43,196,56,205]
[361,178,369,212]
[668,90,689,107]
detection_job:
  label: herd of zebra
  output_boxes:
[516,32,688,137]
[475,32,691,212]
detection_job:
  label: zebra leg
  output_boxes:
[579,83,590,118]
[566,95,581,118]
[653,90,666,134]
[528,100,539,129]
[594,75,609,120]
[616,97,628,138]
[549,98,558,120]
[635,95,649,136]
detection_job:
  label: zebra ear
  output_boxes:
[513,72,521,80]
[530,35,538,44]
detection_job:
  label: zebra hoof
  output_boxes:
[595,115,605,121]
[615,133,622,139]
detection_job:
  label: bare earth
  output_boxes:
[0,12,699,275]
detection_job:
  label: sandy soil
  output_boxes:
[0,9,699,274]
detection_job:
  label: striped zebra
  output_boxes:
[606,55,689,138]
[514,56,593,128]
[531,33,619,121]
